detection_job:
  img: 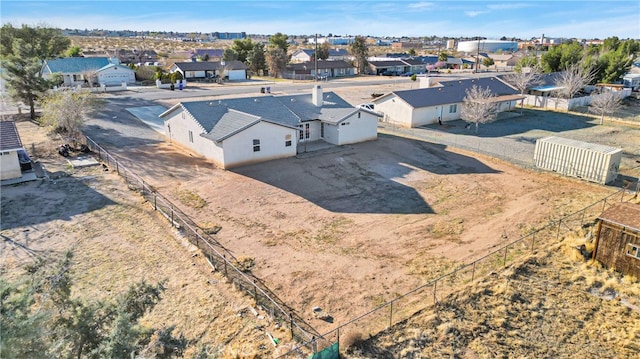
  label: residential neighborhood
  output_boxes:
[1,2,640,358]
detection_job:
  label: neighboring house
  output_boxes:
[623,73,640,91]
[160,85,378,169]
[488,54,517,70]
[373,77,522,127]
[593,202,640,278]
[0,121,28,180]
[170,61,247,80]
[368,59,428,75]
[283,60,355,79]
[117,49,158,65]
[290,49,352,62]
[191,49,224,62]
[41,57,136,87]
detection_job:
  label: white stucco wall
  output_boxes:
[333,111,378,145]
[164,109,225,167]
[221,121,298,168]
[0,150,22,180]
[375,96,414,127]
[164,110,298,168]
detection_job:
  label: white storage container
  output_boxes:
[534,136,622,184]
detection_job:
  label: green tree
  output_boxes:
[438,52,448,62]
[247,42,266,76]
[1,251,186,359]
[482,57,495,68]
[540,41,584,73]
[232,37,256,63]
[317,41,331,60]
[66,45,82,57]
[408,48,417,56]
[0,24,70,120]
[349,35,369,75]
[222,48,238,62]
[269,32,289,52]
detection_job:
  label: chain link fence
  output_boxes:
[82,134,637,359]
[276,184,638,358]
[83,135,320,345]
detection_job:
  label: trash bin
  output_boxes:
[260,87,265,93]
[170,84,175,91]
[266,86,271,93]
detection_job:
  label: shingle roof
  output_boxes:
[162,89,356,142]
[192,49,224,58]
[598,202,640,232]
[378,77,519,108]
[44,57,111,73]
[173,60,247,71]
[0,121,23,151]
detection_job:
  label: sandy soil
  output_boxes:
[1,80,628,350]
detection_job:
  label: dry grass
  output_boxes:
[345,236,640,358]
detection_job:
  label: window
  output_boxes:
[626,243,640,259]
[305,123,310,139]
[253,139,260,152]
[188,130,194,143]
[285,140,292,147]
[320,123,324,138]
[449,104,457,113]
[299,125,304,140]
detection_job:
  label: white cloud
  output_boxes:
[408,2,435,10]
[465,10,488,17]
[487,3,532,10]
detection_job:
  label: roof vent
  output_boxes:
[254,98,259,102]
[291,98,295,102]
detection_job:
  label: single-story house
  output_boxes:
[170,61,247,81]
[593,202,640,278]
[290,49,352,63]
[0,121,28,180]
[117,49,158,65]
[160,85,379,169]
[373,77,523,127]
[41,57,136,87]
[283,60,355,80]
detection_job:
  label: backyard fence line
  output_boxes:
[83,135,320,344]
[82,134,637,359]
[276,182,638,358]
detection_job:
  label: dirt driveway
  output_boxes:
[76,91,619,334]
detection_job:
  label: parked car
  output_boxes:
[401,71,414,76]
[381,70,398,76]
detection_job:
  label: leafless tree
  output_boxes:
[503,65,543,95]
[81,70,98,87]
[589,90,624,125]
[461,85,498,133]
[503,65,543,113]
[39,89,101,143]
[554,63,597,100]
[265,48,288,78]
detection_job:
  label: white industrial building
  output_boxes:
[457,40,518,54]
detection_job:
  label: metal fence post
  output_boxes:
[503,245,508,267]
[531,231,535,251]
[253,279,258,303]
[580,208,585,227]
[602,198,607,212]
[290,312,294,340]
[389,301,393,329]
[433,281,437,303]
[556,219,562,240]
[223,255,228,277]
[472,261,476,282]
[154,194,157,211]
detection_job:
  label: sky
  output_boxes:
[1,0,639,40]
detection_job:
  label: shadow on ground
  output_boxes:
[0,174,116,230]
[232,134,499,215]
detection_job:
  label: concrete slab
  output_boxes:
[1,171,39,186]
[126,106,168,134]
[68,156,100,168]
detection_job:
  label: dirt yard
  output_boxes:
[1,80,635,355]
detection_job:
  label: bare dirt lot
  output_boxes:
[2,80,638,356]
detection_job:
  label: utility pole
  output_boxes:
[475,37,480,72]
[314,33,318,82]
